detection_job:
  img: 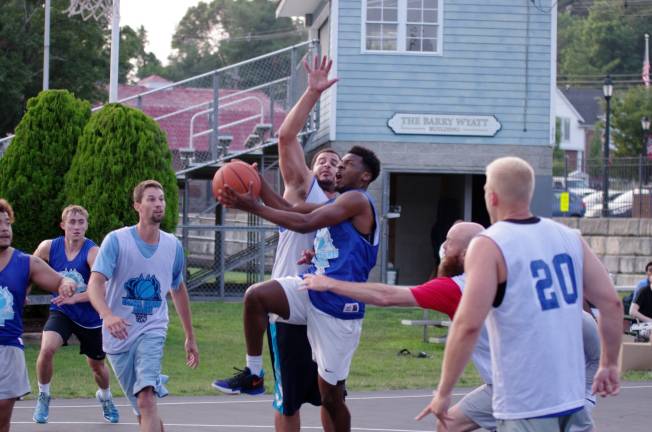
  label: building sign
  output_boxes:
[387,113,502,137]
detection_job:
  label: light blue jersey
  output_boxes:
[307,190,379,319]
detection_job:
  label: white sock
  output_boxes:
[246,355,263,376]
[38,383,50,395]
[98,387,111,400]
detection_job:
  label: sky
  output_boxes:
[120,0,204,64]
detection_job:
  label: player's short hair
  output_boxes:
[0,199,15,223]
[133,180,164,203]
[310,148,340,168]
[61,205,89,222]
[646,261,652,273]
[486,157,535,204]
[348,146,381,182]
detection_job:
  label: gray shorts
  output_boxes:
[497,408,593,432]
[0,345,31,400]
[458,384,497,431]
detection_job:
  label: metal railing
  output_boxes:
[555,156,652,218]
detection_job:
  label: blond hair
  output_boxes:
[486,157,535,205]
[61,204,89,222]
[133,180,163,203]
[0,199,15,223]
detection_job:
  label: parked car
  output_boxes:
[553,173,596,197]
[552,188,586,217]
[583,190,625,218]
[585,188,652,217]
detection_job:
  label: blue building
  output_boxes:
[277,0,556,284]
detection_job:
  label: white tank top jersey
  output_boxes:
[452,274,493,385]
[271,178,329,279]
[481,217,585,420]
[102,227,177,354]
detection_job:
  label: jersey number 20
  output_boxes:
[530,253,578,311]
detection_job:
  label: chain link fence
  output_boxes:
[555,157,652,218]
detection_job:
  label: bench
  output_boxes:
[401,312,452,344]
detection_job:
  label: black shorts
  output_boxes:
[44,310,105,361]
[267,321,321,416]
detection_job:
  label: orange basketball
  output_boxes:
[212,160,261,199]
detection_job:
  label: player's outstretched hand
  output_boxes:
[58,277,77,298]
[51,293,79,306]
[104,314,129,340]
[592,365,620,397]
[217,183,259,212]
[304,55,338,94]
[300,274,333,292]
[415,391,453,428]
[185,337,200,369]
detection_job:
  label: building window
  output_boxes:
[363,0,442,54]
[562,117,571,142]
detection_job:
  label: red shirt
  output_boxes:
[409,277,462,319]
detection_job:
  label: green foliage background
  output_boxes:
[64,104,178,242]
[611,87,652,157]
[0,90,90,252]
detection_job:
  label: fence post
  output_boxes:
[269,87,275,138]
[216,205,225,298]
[289,46,298,106]
[211,71,220,160]
[639,155,644,217]
[182,177,189,279]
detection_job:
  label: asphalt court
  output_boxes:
[10,382,652,431]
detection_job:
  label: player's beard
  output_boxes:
[317,177,335,193]
[437,254,464,278]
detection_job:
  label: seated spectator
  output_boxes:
[630,267,652,323]
[623,261,652,317]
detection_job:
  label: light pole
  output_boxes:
[602,75,613,217]
[642,116,651,186]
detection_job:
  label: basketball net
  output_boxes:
[66,0,113,21]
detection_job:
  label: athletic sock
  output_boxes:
[98,387,112,400]
[38,383,50,395]
[246,355,263,376]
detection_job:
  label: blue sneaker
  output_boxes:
[212,367,265,395]
[96,390,120,423]
[32,392,50,423]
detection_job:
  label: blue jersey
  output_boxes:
[49,237,101,328]
[0,249,31,348]
[307,190,379,319]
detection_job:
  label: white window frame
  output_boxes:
[361,0,443,56]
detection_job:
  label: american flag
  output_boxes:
[644,34,650,87]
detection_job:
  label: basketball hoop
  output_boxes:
[66,0,113,22]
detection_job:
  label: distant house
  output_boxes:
[554,87,586,171]
[558,87,604,170]
[278,0,557,284]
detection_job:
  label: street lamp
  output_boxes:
[642,116,651,186]
[601,75,613,217]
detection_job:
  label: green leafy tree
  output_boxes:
[0,90,90,251]
[610,87,652,157]
[558,0,652,80]
[165,0,305,80]
[120,25,165,83]
[64,104,178,242]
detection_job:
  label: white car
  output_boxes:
[583,190,625,217]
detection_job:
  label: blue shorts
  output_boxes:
[107,334,168,416]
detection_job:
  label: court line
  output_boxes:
[10,421,433,431]
[14,384,652,410]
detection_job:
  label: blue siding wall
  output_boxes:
[336,0,553,146]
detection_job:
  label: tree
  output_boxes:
[610,87,652,157]
[120,25,165,83]
[64,104,178,242]
[558,0,652,80]
[0,90,90,252]
[0,1,108,138]
[165,0,305,80]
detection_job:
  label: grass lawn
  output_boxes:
[22,302,480,399]
[22,301,649,399]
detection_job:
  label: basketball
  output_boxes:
[212,160,261,199]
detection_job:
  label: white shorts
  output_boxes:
[274,276,363,385]
[0,345,31,400]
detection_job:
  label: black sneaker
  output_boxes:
[212,367,264,395]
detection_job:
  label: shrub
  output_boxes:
[64,104,178,242]
[0,90,90,251]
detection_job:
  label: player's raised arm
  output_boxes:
[278,55,337,202]
[28,255,74,297]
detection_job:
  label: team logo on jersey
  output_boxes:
[59,269,86,293]
[122,274,162,323]
[0,286,15,327]
[342,303,359,313]
[312,228,338,275]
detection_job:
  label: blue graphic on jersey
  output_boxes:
[58,269,87,294]
[121,274,162,323]
[0,286,15,327]
[530,253,578,311]
[311,228,339,275]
